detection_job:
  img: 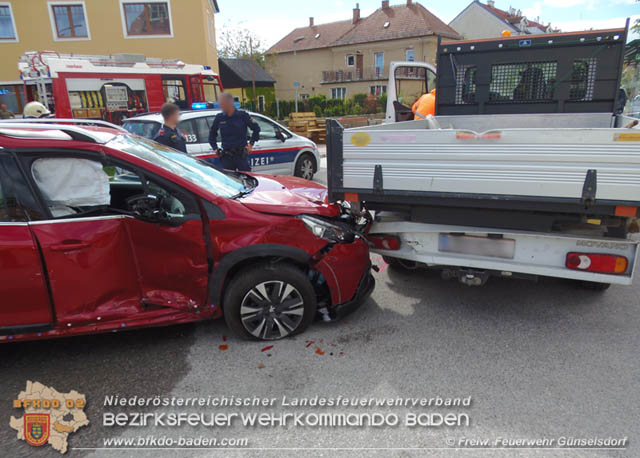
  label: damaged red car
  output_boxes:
[0,121,374,342]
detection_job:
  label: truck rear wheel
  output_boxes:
[576,281,611,291]
[382,256,420,271]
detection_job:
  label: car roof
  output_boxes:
[0,120,125,145]
[126,109,266,123]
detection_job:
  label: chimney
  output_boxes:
[352,3,360,23]
[382,0,390,9]
[487,0,495,7]
[407,0,413,5]
[309,17,314,27]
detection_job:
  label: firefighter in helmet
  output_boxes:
[23,101,52,118]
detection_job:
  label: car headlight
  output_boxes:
[300,215,355,243]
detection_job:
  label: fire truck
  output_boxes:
[18,51,223,124]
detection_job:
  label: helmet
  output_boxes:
[23,101,51,118]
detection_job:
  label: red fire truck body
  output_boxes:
[19,51,223,123]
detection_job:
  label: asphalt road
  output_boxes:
[1,165,639,458]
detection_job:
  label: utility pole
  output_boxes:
[250,37,257,111]
[293,37,304,112]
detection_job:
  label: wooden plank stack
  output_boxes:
[288,112,326,144]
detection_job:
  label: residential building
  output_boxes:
[449,0,555,40]
[266,0,460,101]
[218,58,276,112]
[0,0,219,114]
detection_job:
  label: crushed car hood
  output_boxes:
[239,174,339,217]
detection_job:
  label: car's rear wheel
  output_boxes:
[294,153,316,180]
[223,263,317,340]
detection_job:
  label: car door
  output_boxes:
[24,154,144,326]
[252,115,296,175]
[121,172,210,311]
[0,153,52,334]
[24,152,210,325]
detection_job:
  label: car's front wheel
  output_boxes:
[223,263,317,340]
[294,153,316,180]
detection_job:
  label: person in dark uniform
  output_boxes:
[209,93,260,171]
[153,103,187,153]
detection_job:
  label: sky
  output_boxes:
[215,0,639,49]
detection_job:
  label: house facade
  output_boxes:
[0,0,219,114]
[449,0,554,40]
[266,0,460,101]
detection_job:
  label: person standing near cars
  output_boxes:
[0,104,14,119]
[154,103,187,153]
[209,93,260,172]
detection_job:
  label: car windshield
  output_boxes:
[122,120,161,139]
[107,134,247,198]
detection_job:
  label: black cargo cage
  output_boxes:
[436,23,628,116]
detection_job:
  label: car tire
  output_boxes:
[223,263,317,340]
[294,153,316,180]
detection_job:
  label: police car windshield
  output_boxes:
[107,134,246,198]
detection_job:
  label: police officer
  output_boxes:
[209,93,260,171]
[153,103,187,153]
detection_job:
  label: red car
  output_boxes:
[0,121,373,342]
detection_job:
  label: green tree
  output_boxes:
[217,26,266,68]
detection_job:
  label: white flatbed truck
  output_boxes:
[327,25,640,287]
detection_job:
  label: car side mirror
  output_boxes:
[126,194,167,221]
[275,130,286,142]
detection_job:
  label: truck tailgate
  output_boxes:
[328,121,640,212]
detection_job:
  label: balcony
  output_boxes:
[321,66,387,83]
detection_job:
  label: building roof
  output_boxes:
[266,1,461,54]
[334,2,460,46]
[218,58,276,88]
[266,20,356,54]
[477,1,549,33]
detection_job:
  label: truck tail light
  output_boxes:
[566,252,628,274]
[369,235,401,251]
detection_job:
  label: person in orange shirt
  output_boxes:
[412,89,436,120]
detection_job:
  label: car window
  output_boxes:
[253,116,278,140]
[206,116,221,143]
[123,121,161,140]
[193,117,211,143]
[107,134,247,198]
[0,154,44,221]
[31,158,110,218]
[178,119,199,144]
[0,161,27,222]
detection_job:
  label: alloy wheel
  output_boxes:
[300,158,314,180]
[240,281,305,340]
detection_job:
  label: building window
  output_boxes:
[258,95,265,112]
[49,2,89,40]
[121,1,172,37]
[331,88,346,99]
[374,52,384,77]
[370,85,386,96]
[346,55,355,66]
[0,3,18,41]
[405,48,415,62]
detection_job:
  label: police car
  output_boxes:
[123,109,321,180]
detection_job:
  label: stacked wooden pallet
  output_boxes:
[288,112,326,144]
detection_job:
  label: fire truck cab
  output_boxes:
[19,51,223,124]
